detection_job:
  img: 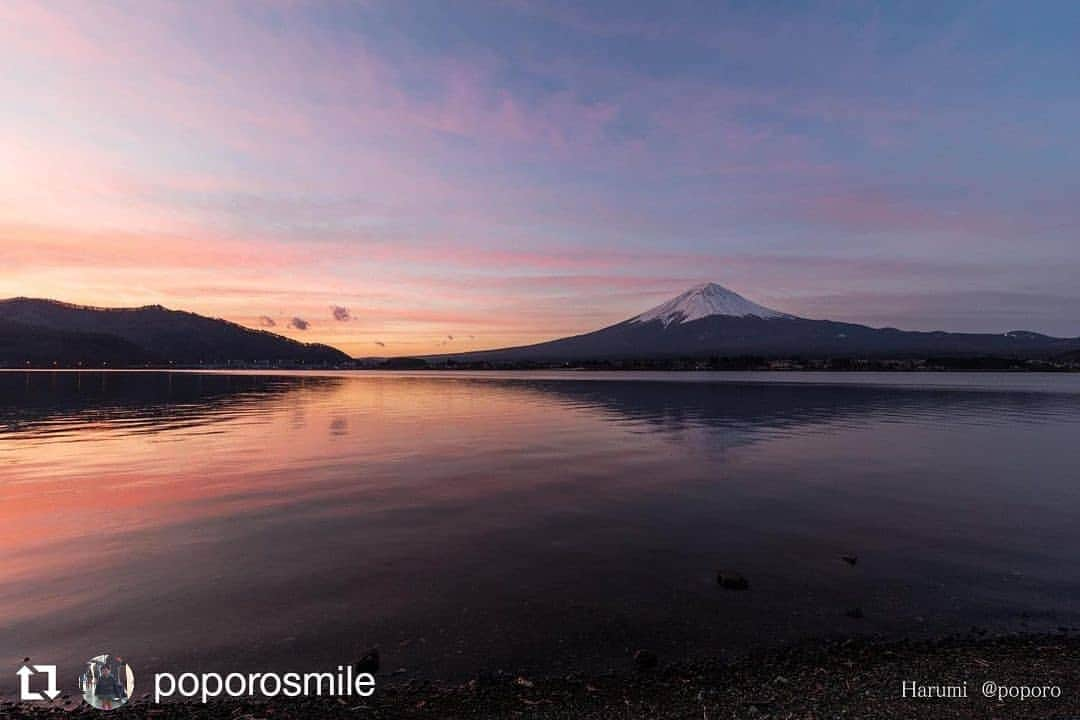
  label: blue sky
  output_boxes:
[1,0,1078,352]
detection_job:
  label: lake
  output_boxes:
[2,370,1080,694]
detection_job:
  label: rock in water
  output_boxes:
[355,649,380,674]
[717,571,749,590]
[633,649,658,670]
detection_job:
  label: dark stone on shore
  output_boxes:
[846,607,864,619]
[717,571,749,590]
[633,649,658,670]
[355,648,380,674]
[841,555,858,566]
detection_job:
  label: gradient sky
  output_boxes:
[1,1,1078,355]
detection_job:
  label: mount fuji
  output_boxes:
[437,283,1080,362]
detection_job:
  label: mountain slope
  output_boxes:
[437,284,1080,362]
[0,318,156,365]
[0,298,350,366]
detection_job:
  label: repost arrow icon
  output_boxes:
[16,664,59,701]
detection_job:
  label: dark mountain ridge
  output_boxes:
[3,288,1077,369]
[0,298,350,366]
[435,284,1080,364]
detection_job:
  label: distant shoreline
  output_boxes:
[5,296,1078,372]
[3,363,1079,372]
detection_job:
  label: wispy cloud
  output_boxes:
[289,317,310,331]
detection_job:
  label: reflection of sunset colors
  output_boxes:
[0,372,673,625]
[4,370,1080,689]
[2,2,1080,353]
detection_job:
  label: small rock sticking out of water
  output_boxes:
[717,571,750,590]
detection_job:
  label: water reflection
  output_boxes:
[525,377,1080,433]
[1,371,1079,692]
[0,371,337,435]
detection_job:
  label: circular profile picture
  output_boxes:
[78,654,134,711]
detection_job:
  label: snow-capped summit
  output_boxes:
[631,282,791,327]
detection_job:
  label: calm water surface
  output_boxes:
[2,370,1080,692]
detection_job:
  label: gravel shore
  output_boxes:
[4,633,1077,719]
